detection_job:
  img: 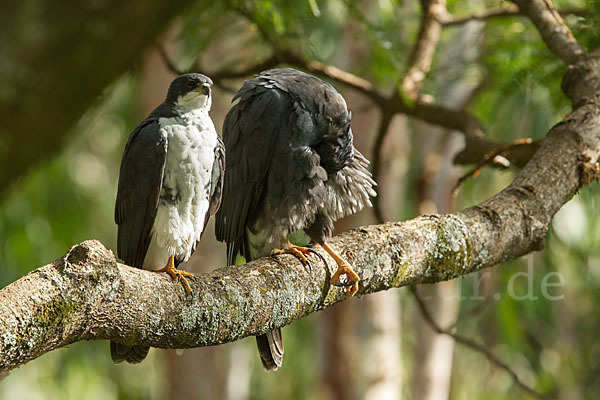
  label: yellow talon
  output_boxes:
[271,241,320,269]
[153,255,195,294]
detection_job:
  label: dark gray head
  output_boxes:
[166,73,213,105]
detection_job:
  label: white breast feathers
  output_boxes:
[143,109,218,269]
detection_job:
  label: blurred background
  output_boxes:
[1,0,599,399]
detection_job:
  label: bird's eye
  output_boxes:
[186,80,196,88]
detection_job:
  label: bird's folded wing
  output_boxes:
[115,119,167,268]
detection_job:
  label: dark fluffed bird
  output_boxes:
[215,68,376,370]
[112,73,225,363]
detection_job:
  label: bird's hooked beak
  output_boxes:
[200,83,211,96]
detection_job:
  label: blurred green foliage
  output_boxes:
[0,78,135,287]
[2,0,600,399]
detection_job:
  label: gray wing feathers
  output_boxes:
[197,135,225,244]
[115,119,167,268]
[208,136,225,216]
[216,83,285,264]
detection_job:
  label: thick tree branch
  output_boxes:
[512,0,585,64]
[401,0,447,99]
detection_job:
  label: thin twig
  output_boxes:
[157,41,279,91]
[512,0,585,64]
[228,1,282,51]
[446,300,489,330]
[211,56,279,81]
[453,138,542,193]
[401,0,447,99]
[157,44,184,75]
[443,5,588,26]
[411,286,555,400]
[541,0,574,39]
[281,51,379,100]
[371,111,395,223]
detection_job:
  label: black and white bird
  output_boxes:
[215,68,376,370]
[111,73,224,364]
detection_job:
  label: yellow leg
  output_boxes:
[153,255,195,294]
[321,242,360,297]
